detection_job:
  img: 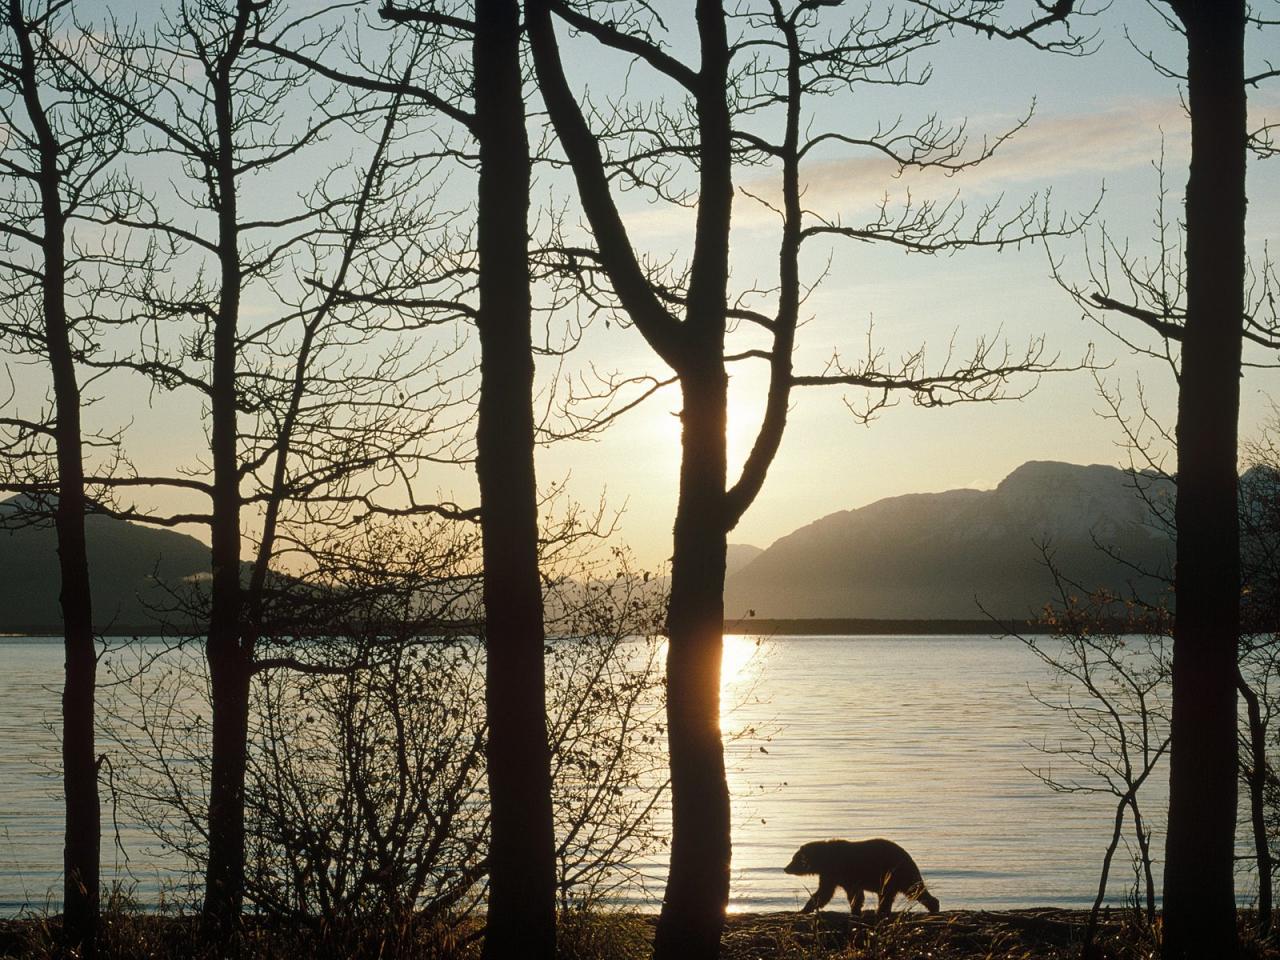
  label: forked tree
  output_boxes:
[527,1,1087,954]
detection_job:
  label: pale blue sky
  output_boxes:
[530,1,1280,565]
[25,0,1280,569]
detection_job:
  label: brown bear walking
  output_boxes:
[784,838,941,916]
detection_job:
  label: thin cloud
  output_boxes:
[622,92,1280,240]
[781,97,1191,221]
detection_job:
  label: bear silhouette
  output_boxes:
[784,838,940,916]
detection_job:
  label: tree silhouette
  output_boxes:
[1017,560,1172,955]
[1056,3,1280,953]
[253,2,561,953]
[527,1,1088,954]
[69,0,473,938]
[0,3,144,953]
[1160,9,1249,953]
[468,2,558,954]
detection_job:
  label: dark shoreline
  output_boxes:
[4,618,1056,639]
[724,618,1051,636]
[3,908,1261,959]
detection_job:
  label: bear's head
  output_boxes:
[783,844,815,875]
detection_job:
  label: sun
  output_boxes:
[644,378,767,472]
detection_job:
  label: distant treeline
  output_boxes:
[726,618,1059,636]
[7,618,1066,638]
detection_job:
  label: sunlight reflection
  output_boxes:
[651,631,770,756]
[651,632,767,707]
[721,633,762,689]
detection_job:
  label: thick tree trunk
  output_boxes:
[654,7,734,956]
[1161,4,1247,958]
[50,211,98,960]
[199,316,249,935]
[473,3,556,958]
[201,50,248,938]
[654,367,731,960]
[201,638,249,932]
[9,2,101,950]
[57,481,98,960]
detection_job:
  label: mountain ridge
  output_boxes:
[0,496,211,634]
[0,462,1177,632]
[725,460,1173,620]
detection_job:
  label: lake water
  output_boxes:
[0,633,1250,916]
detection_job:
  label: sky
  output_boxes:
[525,1,1280,566]
[13,0,1280,572]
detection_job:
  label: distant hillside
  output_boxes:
[0,497,211,634]
[725,461,1174,620]
[726,543,764,576]
[3,462,1182,632]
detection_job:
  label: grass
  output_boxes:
[2,908,1277,959]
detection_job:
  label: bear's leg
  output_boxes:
[801,877,836,913]
[847,888,864,915]
[876,885,898,919]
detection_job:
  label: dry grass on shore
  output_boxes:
[2,908,1276,959]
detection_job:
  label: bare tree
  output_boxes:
[1017,559,1172,956]
[251,2,579,952]
[526,1,1087,953]
[1054,4,1280,952]
[65,0,475,939]
[0,3,147,953]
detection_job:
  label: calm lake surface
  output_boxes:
[0,633,1243,915]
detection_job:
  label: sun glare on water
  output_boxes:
[721,633,762,689]
[652,632,765,697]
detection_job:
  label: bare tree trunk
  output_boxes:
[1161,3,1247,957]
[655,5,737,957]
[202,37,248,937]
[1123,793,1157,923]
[48,182,98,960]
[473,2,556,957]
[8,2,100,951]
[654,367,731,960]
[1084,795,1130,957]
[56,459,98,960]
[202,641,250,932]
[652,4,734,952]
[1239,672,1272,936]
